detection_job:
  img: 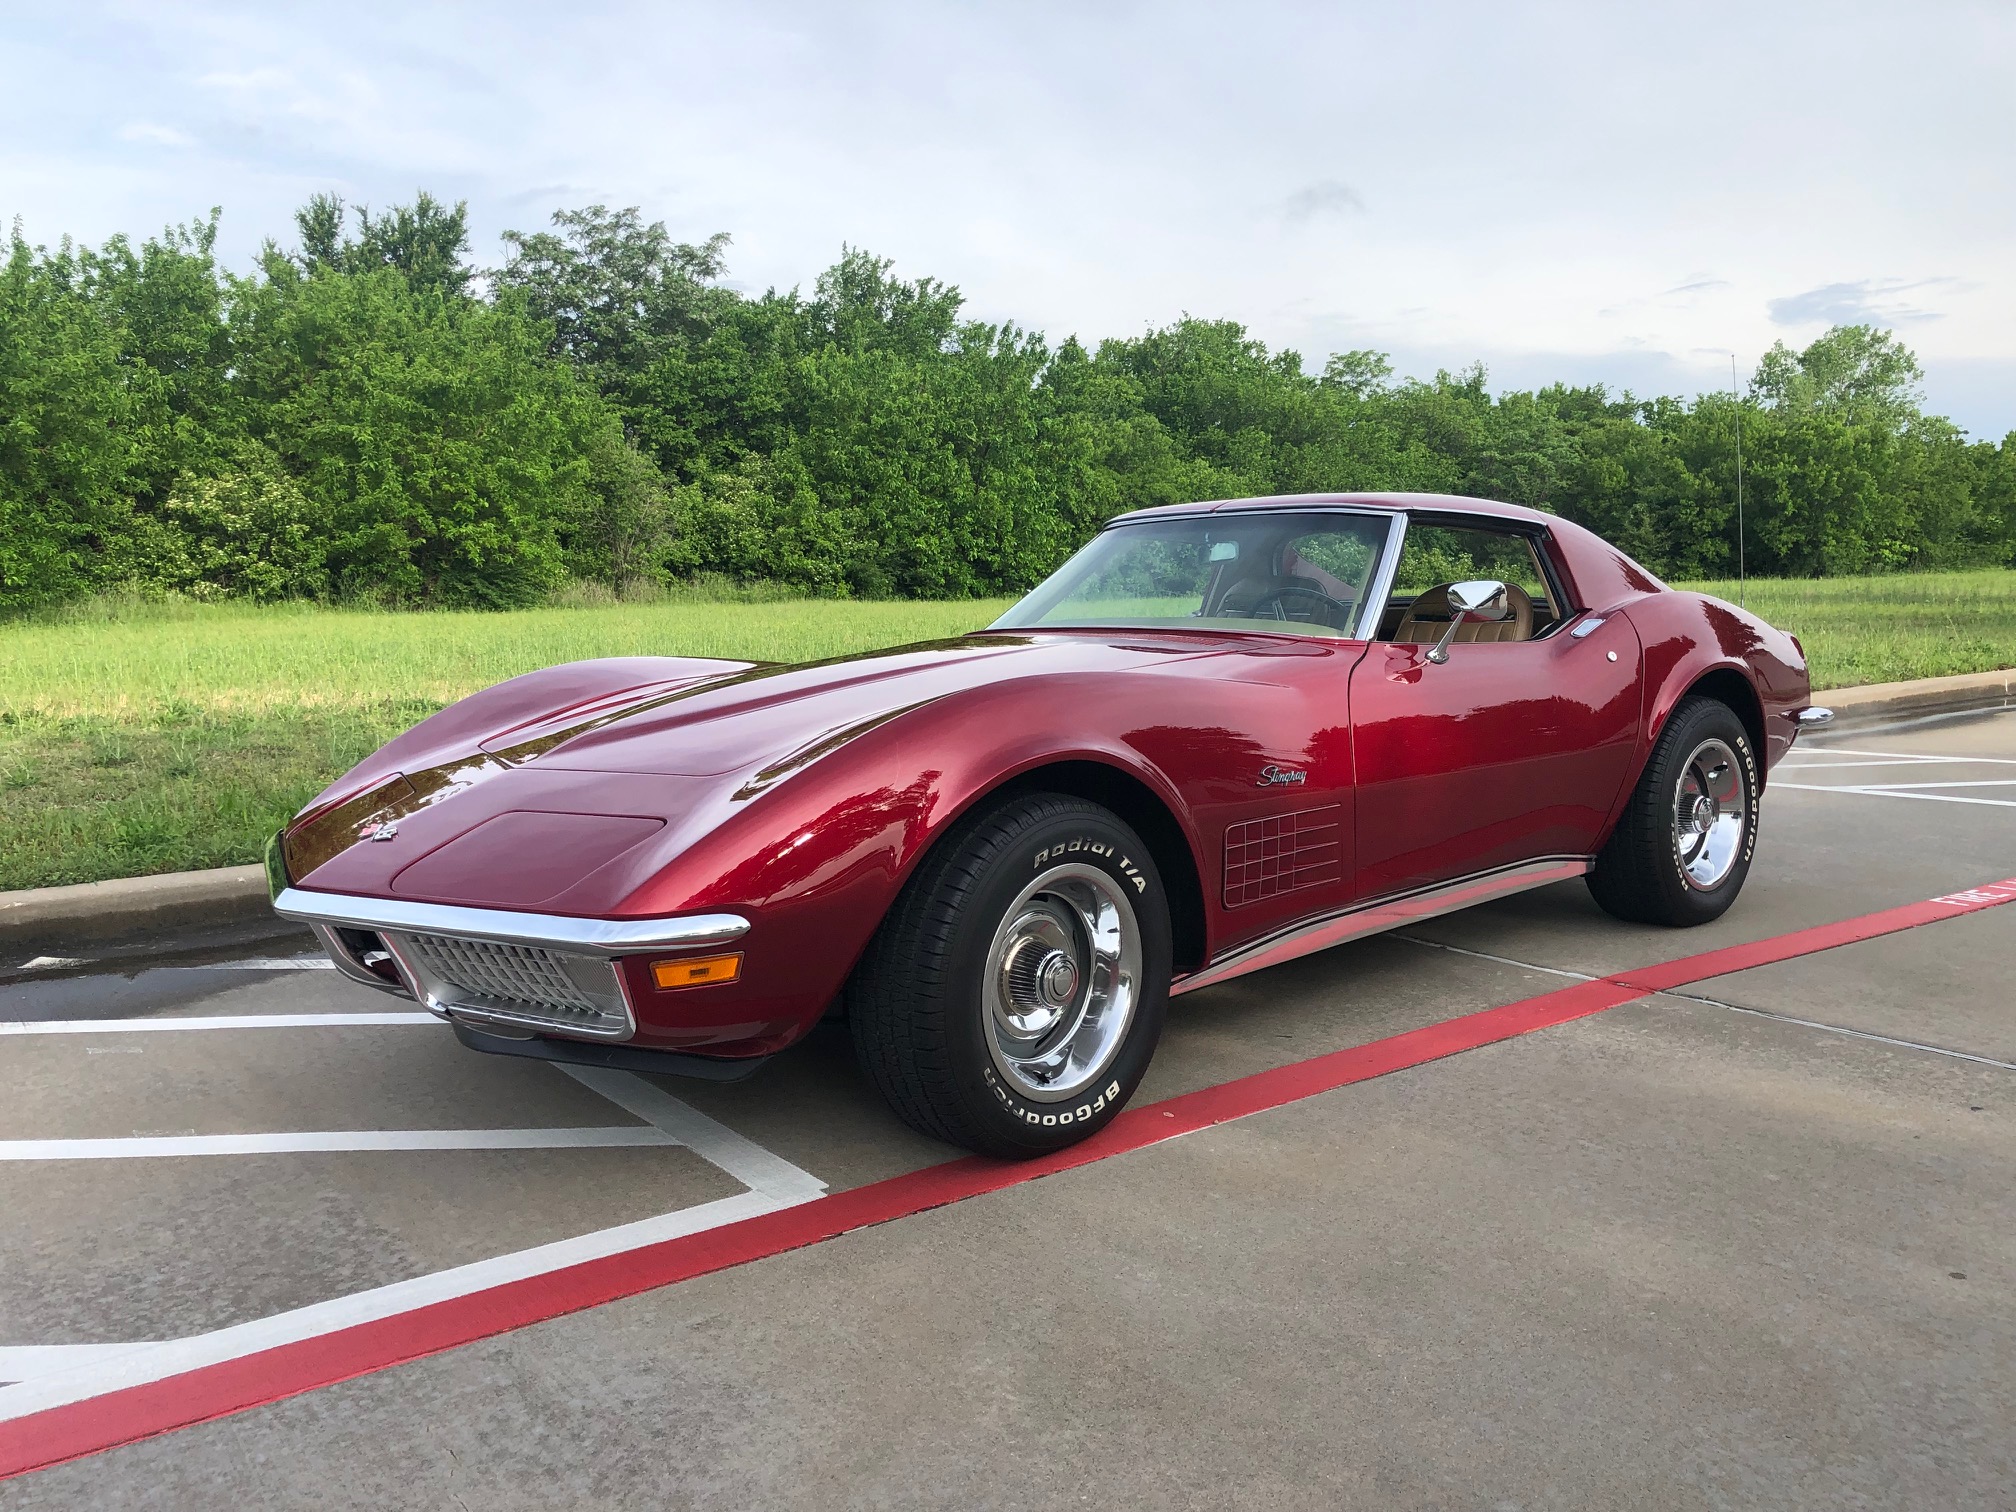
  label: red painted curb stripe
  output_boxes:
[1613,882,2016,993]
[6,876,2014,1479]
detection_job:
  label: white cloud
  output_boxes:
[116,121,193,147]
[1283,181,1365,222]
[193,66,296,94]
[1768,278,1957,327]
[1,0,2011,435]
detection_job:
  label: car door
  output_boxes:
[1120,512,1387,955]
[1346,520,1643,900]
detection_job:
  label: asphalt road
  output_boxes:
[2,712,2012,1510]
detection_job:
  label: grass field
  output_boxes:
[4,571,2013,892]
[0,596,1013,892]
[1681,572,2016,690]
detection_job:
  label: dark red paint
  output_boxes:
[282,494,1814,1060]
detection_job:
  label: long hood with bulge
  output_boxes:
[283,631,1241,914]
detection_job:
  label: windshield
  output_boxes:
[991,511,1393,638]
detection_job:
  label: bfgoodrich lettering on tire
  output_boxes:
[1588,694,1761,927]
[849,793,1172,1157]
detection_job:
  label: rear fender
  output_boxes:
[1609,593,1806,844]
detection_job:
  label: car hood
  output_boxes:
[281,630,1248,903]
[519,634,1050,776]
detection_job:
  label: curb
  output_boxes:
[0,865,272,953]
[3,667,2012,953]
[1813,667,2016,734]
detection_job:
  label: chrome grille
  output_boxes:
[395,932,630,1037]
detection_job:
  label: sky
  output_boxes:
[5,1,2014,438]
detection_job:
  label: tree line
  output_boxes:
[3,194,2011,613]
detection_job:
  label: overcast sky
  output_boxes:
[6,1,2013,437]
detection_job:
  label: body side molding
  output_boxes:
[1172,857,1593,996]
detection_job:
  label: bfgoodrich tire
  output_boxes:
[849,794,1172,1158]
[1588,695,1761,927]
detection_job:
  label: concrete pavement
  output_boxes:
[3,711,2012,1509]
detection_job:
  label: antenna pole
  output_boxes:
[1732,355,1746,608]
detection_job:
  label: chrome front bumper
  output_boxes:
[273,886,749,1043]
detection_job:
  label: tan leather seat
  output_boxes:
[1392,581,1534,644]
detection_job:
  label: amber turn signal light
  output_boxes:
[651,953,743,990]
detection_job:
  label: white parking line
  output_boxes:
[558,1066,829,1203]
[1773,783,2016,809]
[11,957,337,975]
[199,958,336,971]
[0,1188,793,1422]
[1814,778,2016,790]
[0,1127,680,1160]
[2,1013,438,1035]
[0,1345,161,1384]
[1791,746,2016,764]
[1780,758,1991,770]
[1777,731,2016,804]
[0,1066,827,1422]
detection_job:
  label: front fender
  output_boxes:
[610,677,1210,1054]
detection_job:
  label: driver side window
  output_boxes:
[1376,524,1561,642]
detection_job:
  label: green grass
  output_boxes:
[3,571,2012,892]
[1,594,1014,720]
[0,596,1011,892]
[1675,570,2016,691]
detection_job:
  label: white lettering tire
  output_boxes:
[849,793,1172,1157]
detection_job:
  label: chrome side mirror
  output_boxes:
[1426,579,1508,664]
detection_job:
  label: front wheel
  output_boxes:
[1588,695,1761,927]
[849,794,1171,1157]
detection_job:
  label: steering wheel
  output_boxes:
[1247,582,1352,628]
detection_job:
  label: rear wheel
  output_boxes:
[1588,695,1760,927]
[850,794,1171,1157]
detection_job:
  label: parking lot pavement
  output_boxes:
[3,712,2013,1508]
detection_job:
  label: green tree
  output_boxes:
[564,426,673,589]
[295,191,476,297]
[497,206,731,384]
[138,440,326,600]
[1754,325,1925,427]
[5,194,2013,613]
[227,248,612,606]
[0,231,139,609]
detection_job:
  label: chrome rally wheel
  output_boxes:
[850,794,1171,1158]
[983,863,1142,1102]
[1672,737,1749,891]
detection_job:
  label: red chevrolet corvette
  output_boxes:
[272,493,1829,1155]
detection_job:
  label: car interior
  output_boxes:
[996,512,1572,643]
[1371,523,1565,643]
[1386,581,1537,643]
[1202,520,1567,643]
[1199,524,1379,636]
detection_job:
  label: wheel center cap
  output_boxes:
[1037,950,1080,1008]
[1691,794,1718,830]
